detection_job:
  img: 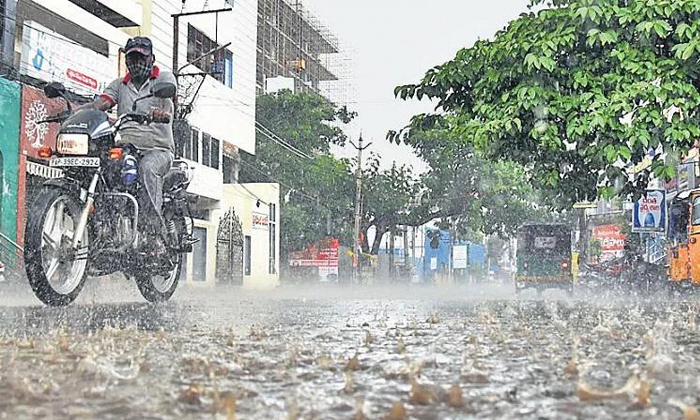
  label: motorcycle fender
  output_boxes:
[43,178,85,201]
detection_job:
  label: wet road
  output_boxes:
[1,279,699,419]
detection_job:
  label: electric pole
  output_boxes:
[349,134,372,285]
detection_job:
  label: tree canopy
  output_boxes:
[241,91,356,256]
[392,0,700,205]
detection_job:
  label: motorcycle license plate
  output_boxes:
[49,157,100,168]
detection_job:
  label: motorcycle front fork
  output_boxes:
[72,170,100,249]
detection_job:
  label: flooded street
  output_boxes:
[1,281,699,419]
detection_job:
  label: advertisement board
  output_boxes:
[591,224,627,262]
[632,190,667,233]
[20,21,115,97]
[289,238,340,268]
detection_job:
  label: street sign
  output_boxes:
[632,190,667,233]
[573,202,597,209]
[453,245,468,269]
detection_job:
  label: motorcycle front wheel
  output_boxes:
[24,188,89,306]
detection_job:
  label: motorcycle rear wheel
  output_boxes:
[135,251,182,302]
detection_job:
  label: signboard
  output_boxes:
[252,212,269,229]
[591,225,626,262]
[534,236,557,249]
[289,238,339,268]
[632,190,667,233]
[20,21,114,96]
[573,202,597,209]
[453,245,468,269]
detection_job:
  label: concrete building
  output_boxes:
[256,0,350,104]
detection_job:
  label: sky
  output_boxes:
[301,0,532,172]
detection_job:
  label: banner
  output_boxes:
[20,21,114,96]
[591,225,626,262]
[289,238,339,268]
[632,190,667,233]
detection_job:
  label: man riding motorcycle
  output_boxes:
[78,36,175,257]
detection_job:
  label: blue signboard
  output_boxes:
[632,189,666,233]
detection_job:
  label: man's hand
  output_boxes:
[149,108,171,123]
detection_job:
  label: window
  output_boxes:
[202,133,211,167]
[187,24,233,88]
[211,138,220,169]
[693,197,700,226]
[244,235,252,276]
[179,128,199,162]
[200,134,220,169]
[269,203,277,274]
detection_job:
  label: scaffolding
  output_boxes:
[256,0,354,106]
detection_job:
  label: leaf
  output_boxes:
[682,42,696,60]
[618,146,631,161]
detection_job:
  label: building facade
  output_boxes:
[256,0,348,104]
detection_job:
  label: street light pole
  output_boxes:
[349,134,372,285]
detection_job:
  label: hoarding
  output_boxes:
[591,224,627,262]
[20,21,115,97]
[632,190,667,233]
[289,238,339,268]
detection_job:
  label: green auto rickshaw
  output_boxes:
[515,223,574,295]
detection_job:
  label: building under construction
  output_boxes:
[256,0,352,105]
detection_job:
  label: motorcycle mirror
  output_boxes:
[151,81,176,99]
[44,82,66,99]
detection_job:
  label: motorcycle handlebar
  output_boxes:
[36,113,69,124]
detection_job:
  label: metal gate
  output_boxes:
[216,207,244,284]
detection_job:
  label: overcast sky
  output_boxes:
[301,0,531,171]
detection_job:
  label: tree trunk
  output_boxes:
[371,226,388,255]
[389,228,396,282]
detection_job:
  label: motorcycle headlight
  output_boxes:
[57,133,89,155]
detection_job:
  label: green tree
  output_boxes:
[241,91,356,260]
[396,126,565,239]
[392,0,700,205]
[360,155,420,254]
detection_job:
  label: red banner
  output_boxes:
[289,238,339,267]
[592,224,626,262]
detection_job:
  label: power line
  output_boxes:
[239,158,322,204]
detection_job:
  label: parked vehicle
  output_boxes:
[24,81,196,306]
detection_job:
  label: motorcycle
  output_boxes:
[24,81,196,306]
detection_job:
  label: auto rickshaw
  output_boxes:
[667,189,700,288]
[514,223,574,295]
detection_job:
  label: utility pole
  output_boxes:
[349,134,372,285]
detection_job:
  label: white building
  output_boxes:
[12,0,280,287]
